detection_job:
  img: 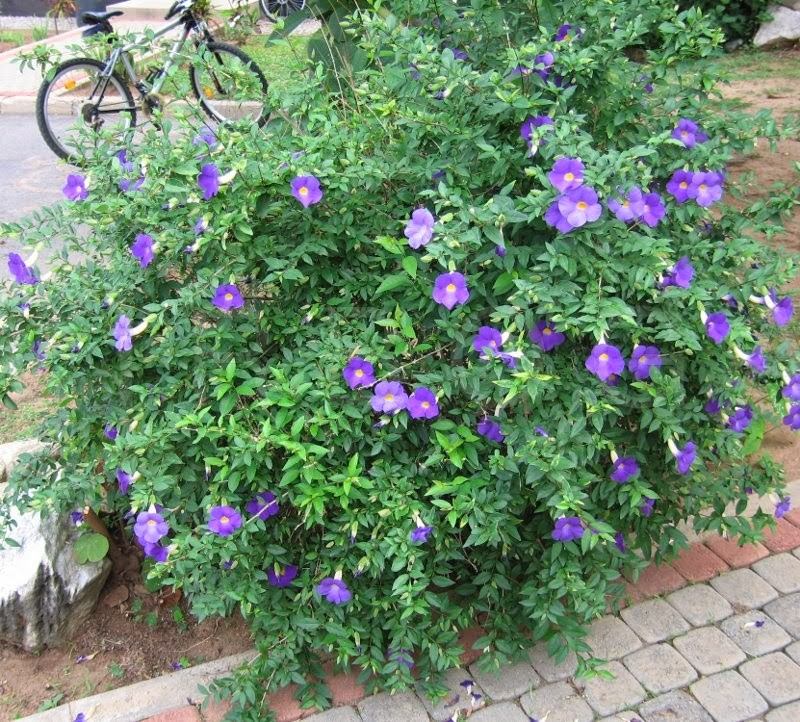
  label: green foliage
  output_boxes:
[678,0,772,42]
[1,1,799,720]
[73,532,110,564]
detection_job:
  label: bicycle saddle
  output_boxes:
[81,10,123,25]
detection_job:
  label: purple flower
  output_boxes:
[775,497,792,519]
[473,326,503,359]
[432,272,469,310]
[544,200,574,233]
[119,176,145,193]
[535,426,549,437]
[404,208,435,249]
[495,245,507,257]
[629,345,662,381]
[116,469,132,494]
[771,296,794,327]
[614,532,627,552]
[246,491,279,520]
[705,312,730,344]
[134,510,169,545]
[410,525,433,544]
[782,374,800,401]
[104,424,118,440]
[113,315,132,352]
[62,173,88,201]
[73,714,86,722]
[193,126,217,147]
[343,357,376,389]
[317,577,352,605]
[666,170,694,204]
[267,564,298,587]
[370,380,408,413]
[70,510,84,525]
[212,284,244,312]
[208,505,243,537]
[477,418,505,443]
[130,233,155,268]
[519,115,554,142]
[728,406,753,433]
[529,320,565,351]
[554,23,580,41]
[705,397,722,415]
[451,48,469,61]
[557,186,602,229]
[783,405,800,430]
[407,387,439,420]
[640,192,666,227]
[672,118,707,149]
[291,175,323,207]
[552,516,584,542]
[409,63,422,80]
[675,441,697,475]
[610,457,639,483]
[608,187,646,222]
[585,343,625,382]
[198,163,220,200]
[33,339,46,361]
[116,149,134,172]
[170,661,184,671]
[143,542,168,563]
[194,217,208,235]
[641,497,656,517]
[7,253,38,285]
[746,346,766,374]
[548,157,584,192]
[688,171,724,207]
[661,256,694,289]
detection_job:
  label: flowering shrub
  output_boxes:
[1,0,799,719]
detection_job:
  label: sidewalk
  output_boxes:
[18,482,800,722]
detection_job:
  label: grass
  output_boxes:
[709,48,800,82]
[241,36,311,93]
[0,29,28,47]
[0,379,54,444]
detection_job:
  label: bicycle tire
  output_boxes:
[189,42,270,127]
[36,57,136,164]
[259,0,307,22]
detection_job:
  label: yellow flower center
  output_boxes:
[224,293,234,301]
[543,327,552,336]
[564,172,575,182]
[355,369,363,377]
[599,353,609,362]
[622,200,629,207]
[299,186,309,196]
[679,182,688,189]
[147,519,156,526]
[446,283,456,293]
[577,201,588,210]
[220,516,229,524]
[385,394,394,402]
[699,184,707,191]
[421,401,430,409]
[681,131,689,138]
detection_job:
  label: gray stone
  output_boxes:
[639,690,714,722]
[303,708,362,722]
[720,611,791,657]
[416,668,485,722]
[357,692,429,722]
[620,599,689,643]
[752,553,800,593]
[466,702,531,722]
[690,670,768,722]
[754,5,800,48]
[581,661,646,716]
[787,641,800,665]
[767,701,800,722]
[585,615,643,660]
[666,584,733,626]
[779,1,800,12]
[0,496,111,652]
[740,652,800,706]
[597,714,642,722]
[520,681,594,722]
[794,546,800,561]
[622,643,697,694]
[0,439,47,484]
[710,569,778,610]
[673,626,746,674]
[468,660,540,701]
[527,641,578,681]
[765,592,800,638]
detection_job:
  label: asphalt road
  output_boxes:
[0,113,71,281]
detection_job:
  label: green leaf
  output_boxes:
[742,416,766,456]
[402,255,417,279]
[74,533,109,564]
[375,274,409,296]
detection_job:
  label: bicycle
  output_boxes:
[260,0,308,22]
[36,0,270,163]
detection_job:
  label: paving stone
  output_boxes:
[787,641,800,664]
[581,661,646,716]
[739,652,800,706]
[144,708,202,722]
[585,615,643,660]
[638,690,714,722]
[416,668,485,721]
[357,692,429,722]
[466,701,530,722]
[520,681,594,722]
[764,592,800,637]
[673,626,746,674]
[670,544,729,582]
[620,599,689,643]
[627,563,687,602]
[690,670,768,722]
[794,546,800,560]
[710,569,778,610]
[622,643,697,694]
[705,537,770,569]
[527,642,578,682]
[752,553,800,593]
[596,714,642,722]
[767,700,800,722]
[666,584,733,626]
[720,610,791,656]
[303,708,361,722]
[468,661,540,701]
[761,518,800,553]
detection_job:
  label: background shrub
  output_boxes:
[678,0,772,43]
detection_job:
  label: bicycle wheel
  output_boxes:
[36,57,136,164]
[260,0,307,22]
[189,42,269,126]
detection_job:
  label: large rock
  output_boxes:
[754,5,800,47]
[779,1,800,11]
[0,438,48,484]
[0,440,111,652]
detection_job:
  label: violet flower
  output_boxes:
[134,509,169,545]
[666,170,694,204]
[62,173,88,201]
[246,491,279,520]
[410,525,433,544]
[614,532,627,552]
[7,253,38,285]
[291,175,323,207]
[317,576,352,605]
[370,380,408,413]
[704,312,730,344]
[640,192,666,227]
[198,163,220,200]
[628,345,662,381]
[672,118,708,149]
[212,284,244,312]
[782,373,800,402]
[267,564,298,588]
[477,418,504,443]
[104,424,118,440]
[688,171,724,207]
[473,326,503,359]
[113,315,132,352]
[640,497,655,517]
[208,505,243,537]
[116,469,132,494]
[432,272,469,310]
[529,320,565,351]
[608,187,646,223]
[343,357,376,389]
[130,233,155,268]
[557,186,602,229]
[548,157,584,192]
[585,343,625,382]
[728,406,753,433]
[404,208,435,249]
[775,497,791,519]
[661,256,694,289]
[407,387,439,420]
[610,456,639,484]
[552,516,583,542]
[783,405,800,430]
